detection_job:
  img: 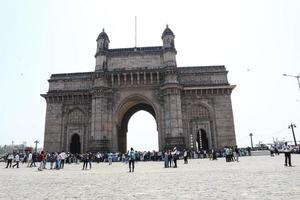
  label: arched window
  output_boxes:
[191,105,209,120]
[68,109,84,124]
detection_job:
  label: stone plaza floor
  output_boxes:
[0,154,299,200]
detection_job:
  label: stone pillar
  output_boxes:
[90,73,112,152]
[161,68,185,150]
[91,88,110,152]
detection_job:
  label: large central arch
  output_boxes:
[115,95,160,153]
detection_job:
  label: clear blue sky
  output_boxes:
[0,0,299,150]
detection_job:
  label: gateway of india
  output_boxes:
[42,25,236,153]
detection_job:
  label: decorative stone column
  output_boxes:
[90,72,111,152]
[161,68,185,150]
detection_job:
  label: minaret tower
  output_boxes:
[160,25,184,149]
[161,25,177,67]
[95,28,110,71]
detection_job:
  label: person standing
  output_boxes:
[247,147,251,156]
[128,148,136,172]
[12,153,20,168]
[164,151,169,168]
[183,149,188,164]
[27,152,32,167]
[172,147,178,168]
[108,152,113,165]
[212,149,217,160]
[168,150,172,167]
[234,146,240,162]
[60,151,66,169]
[55,152,61,170]
[283,142,292,167]
[82,153,88,170]
[49,152,55,169]
[96,152,101,163]
[88,152,92,169]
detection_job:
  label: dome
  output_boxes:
[97,28,110,42]
[161,25,174,38]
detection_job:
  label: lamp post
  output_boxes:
[283,73,300,91]
[288,123,297,146]
[34,140,39,153]
[249,133,253,148]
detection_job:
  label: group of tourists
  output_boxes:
[5,153,19,168]
[3,144,296,171]
[163,147,180,168]
[224,146,240,162]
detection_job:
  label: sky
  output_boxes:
[0,0,299,150]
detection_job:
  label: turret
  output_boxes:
[161,25,177,67]
[95,28,110,71]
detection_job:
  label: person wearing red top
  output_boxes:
[38,151,45,171]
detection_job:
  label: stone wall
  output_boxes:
[107,53,162,71]
[213,94,236,148]
[43,103,63,152]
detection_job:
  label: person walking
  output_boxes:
[12,153,20,168]
[38,151,46,171]
[128,148,136,172]
[5,153,14,168]
[283,142,292,167]
[30,152,37,167]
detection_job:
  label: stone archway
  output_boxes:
[70,134,81,154]
[115,95,160,153]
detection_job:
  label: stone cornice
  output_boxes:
[183,85,236,96]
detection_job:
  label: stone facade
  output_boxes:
[42,26,236,153]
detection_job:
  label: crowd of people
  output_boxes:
[2,144,296,171]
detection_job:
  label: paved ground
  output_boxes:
[0,154,299,200]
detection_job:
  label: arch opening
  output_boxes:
[118,102,158,153]
[127,111,158,152]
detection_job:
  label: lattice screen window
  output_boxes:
[68,109,84,124]
[191,106,209,119]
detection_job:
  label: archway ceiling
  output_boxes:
[120,103,156,130]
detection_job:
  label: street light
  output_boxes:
[283,73,300,91]
[249,133,253,148]
[288,123,297,146]
[34,140,39,153]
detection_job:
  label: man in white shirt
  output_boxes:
[59,151,66,169]
[12,153,20,168]
[283,142,292,167]
[27,152,32,167]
